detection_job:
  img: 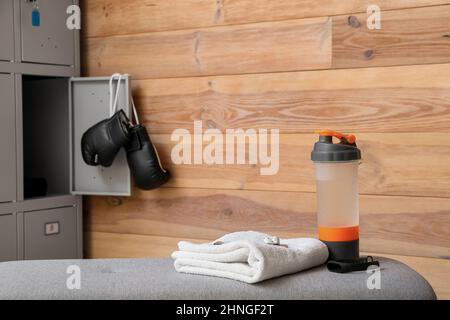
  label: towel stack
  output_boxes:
[172,231,329,284]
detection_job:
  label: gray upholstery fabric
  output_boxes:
[0,257,436,300]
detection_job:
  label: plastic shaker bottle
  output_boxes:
[311,130,362,260]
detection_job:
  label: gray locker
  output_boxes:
[20,0,75,66]
[0,0,83,263]
[0,0,14,61]
[22,75,132,198]
[0,213,18,262]
[0,74,17,203]
[24,206,77,260]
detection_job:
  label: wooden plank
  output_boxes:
[82,17,332,79]
[85,232,450,299]
[85,231,203,258]
[84,189,450,258]
[148,133,450,197]
[132,64,450,134]
[333,6,450,68]
[81,0,450,36]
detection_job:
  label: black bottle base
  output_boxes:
[322,239,359,261]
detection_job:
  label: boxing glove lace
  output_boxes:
[126,125,170,190]
[81,110,131,167]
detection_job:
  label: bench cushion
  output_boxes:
[0,257,436,300]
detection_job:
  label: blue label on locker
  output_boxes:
[32,9,40,27]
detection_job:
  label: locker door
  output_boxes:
[20,0,75,66]
[70,76,132,196]
[24,207,77,260]
[0,213,17,262]
[0,74,16,203]
[0,0,14,61]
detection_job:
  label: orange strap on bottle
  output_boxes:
[318,226,359,242]
[315,129,356,144]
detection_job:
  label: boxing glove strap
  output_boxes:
[109,110,132,145]
[327,256,380,273]
[127,126,143,152]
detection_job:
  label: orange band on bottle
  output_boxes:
[318,226,359,242]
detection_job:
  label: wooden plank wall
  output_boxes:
[80,1,450,264]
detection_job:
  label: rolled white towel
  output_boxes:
[172,231,329,284]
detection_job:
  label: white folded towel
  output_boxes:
[171,231,329,284]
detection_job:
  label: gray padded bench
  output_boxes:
[0,257,436,300]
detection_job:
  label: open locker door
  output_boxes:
[69,76,132,196]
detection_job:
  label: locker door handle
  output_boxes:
[44,221,60,236]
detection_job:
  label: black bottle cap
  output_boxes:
[311,130,361,162]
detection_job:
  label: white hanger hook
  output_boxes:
[109,73,140,125]
[109,73,122,116]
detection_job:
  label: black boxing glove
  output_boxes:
[126,125,170,190]
[81,110,131,167]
